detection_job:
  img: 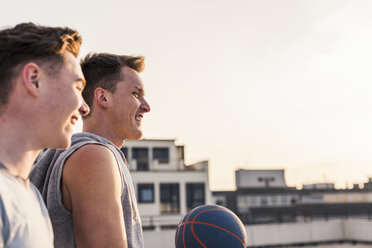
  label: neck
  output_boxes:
[0,82,48,179]
[83,116,125,148]
[0,126,42,180]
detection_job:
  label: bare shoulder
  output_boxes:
[65,144,117,173]
[63,144,121,196]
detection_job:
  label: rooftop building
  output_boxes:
[213,169,372,224]
[121,139,212,230]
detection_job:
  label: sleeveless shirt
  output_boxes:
[30,132,144,248]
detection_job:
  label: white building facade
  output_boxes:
[121,139,212,229]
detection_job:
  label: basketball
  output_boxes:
[175,204,247,248]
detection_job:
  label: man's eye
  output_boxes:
[75,82,84,91]
[132,92,139,98]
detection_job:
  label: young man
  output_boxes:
[0,23,89,247]
[31,53,151,248]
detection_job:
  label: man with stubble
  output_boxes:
[31,53,150,248]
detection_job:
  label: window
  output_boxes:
[281,195,287,205]
[251,196,257,206]
[120,147,128,159]
[153,147,169,164]
[237,195,249,213]
[132,148,149,171]
[186,183,205,211]
[138,183,154,203]
[215,198,226,207]
[260,196,268,206]
[271,195,277,206]
[160,183,179,213]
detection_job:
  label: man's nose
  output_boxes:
[79,101,90,116]
[141,98,151,113]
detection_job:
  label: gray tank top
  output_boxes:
[30,132,144,248]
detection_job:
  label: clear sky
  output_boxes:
[2,0,372,190]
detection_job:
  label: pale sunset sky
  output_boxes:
[2,0,372,190]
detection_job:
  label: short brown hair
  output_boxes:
[0,22,82,106]
[80,53,145,117]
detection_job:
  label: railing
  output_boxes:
[239,203,372,225]
[141,214,184,229]
[128,159,208,172]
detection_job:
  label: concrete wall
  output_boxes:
[143,218,372,248]
[245,219,344,246]
[343,218,372,242]
[143,229,175,248]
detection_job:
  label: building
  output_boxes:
[137,167,372,248]
[121,139,212,230]
[213,169,372,224]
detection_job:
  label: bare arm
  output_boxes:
[62,144,127,248]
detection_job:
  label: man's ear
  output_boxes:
[94,87,110,108]
[22,63,41,97]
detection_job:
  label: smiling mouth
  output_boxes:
[135,114,143,125]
